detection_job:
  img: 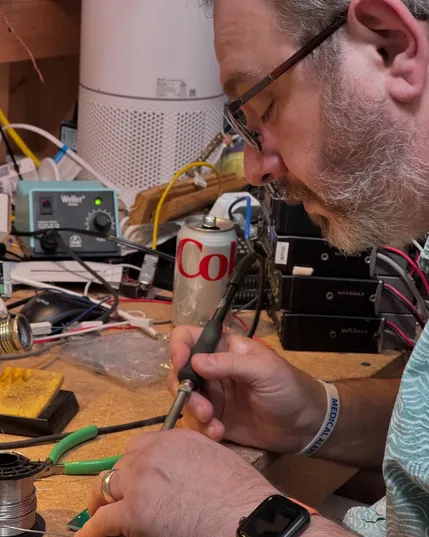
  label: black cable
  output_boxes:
[228,196,249,221]
[7,289,98,311]
[50,231,119,323]
[11,229,176,264]
[0,414,168,451]
[213,251,264,340]
[5,250,25,261]
[0,340,67,361]
[0,128,23,181]
[233,297,258,314]
[6,296,34,310]
[247,256,265,339]
[155,295,172,302]
[153,320,172,326]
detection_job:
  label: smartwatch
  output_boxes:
[236,495,311,537]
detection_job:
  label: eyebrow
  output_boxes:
[223,68,264,99]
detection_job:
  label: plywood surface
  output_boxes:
[0,0,81,63]
[1,301,405,532]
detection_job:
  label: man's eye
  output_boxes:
[261,101,275,124]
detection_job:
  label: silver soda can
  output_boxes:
[172,214,237,327]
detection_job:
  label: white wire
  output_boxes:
[118,264,143,273]
[3,124,121,199]
[83,278,94,298]
[0,297,7,315]
[1,527,71,537]
[83,265,142,297]
[12,275,138,326]
[212,142,227,167]
[413,240,424,252]
[122,224,144,242]
[12,274,158,338]
[120,215,130,233]
[126,310,146,318]
[34,321,130,343]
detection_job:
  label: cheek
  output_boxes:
[275,91,323,187]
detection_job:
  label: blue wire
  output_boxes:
[37,288,95,307]
[244,196,252,240]
[52,297,110,334]
[53,145,68,164]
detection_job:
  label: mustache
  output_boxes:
[274,177,353,222]
[274,178,321,205]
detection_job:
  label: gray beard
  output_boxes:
[276,71,429,253]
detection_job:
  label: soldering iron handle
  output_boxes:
[177,318,223,390]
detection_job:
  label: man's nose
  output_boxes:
[244,144,288,186]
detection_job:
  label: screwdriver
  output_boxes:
[162,251,261,431]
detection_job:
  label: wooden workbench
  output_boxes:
[2,299,406,533]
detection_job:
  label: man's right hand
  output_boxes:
[168,326,327,454]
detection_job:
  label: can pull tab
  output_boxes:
[201,215,220,230]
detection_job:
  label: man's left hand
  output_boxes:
[76,429,277,537]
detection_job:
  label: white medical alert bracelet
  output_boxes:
[296,380,340,457]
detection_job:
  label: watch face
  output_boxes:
[239,496,310,537]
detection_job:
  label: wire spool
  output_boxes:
[0,315,33,355]
[0,452,46,537]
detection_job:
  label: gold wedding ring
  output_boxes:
[101,469,119,504]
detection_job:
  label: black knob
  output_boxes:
[93,213,112,233]
[40,230,59,252]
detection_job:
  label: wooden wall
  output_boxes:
[0,0,81,159]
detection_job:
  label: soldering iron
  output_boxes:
[162,251,263,431]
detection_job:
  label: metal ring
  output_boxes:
[101,469,119,504]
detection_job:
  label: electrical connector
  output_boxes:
[0,194,10,243]
[139,255,159,294]
[127,316,157,339]
[128,317,153,329]
[30,322,53,336]
[0,158,38,197]
[54,151,82,181]
[78,321,104,330]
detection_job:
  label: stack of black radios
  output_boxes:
[260,183,417,353]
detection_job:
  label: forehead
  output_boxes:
[213,0,295,95]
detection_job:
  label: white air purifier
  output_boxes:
[78,0,224,209]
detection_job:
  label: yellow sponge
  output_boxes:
[0,367,64,418]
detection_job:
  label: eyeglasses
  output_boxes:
[224,12,348,152]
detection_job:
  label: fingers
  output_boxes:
[179,415,225,442]
[191,351,263,384]
[169,326,229,371]
[76,502,125,537]
[125,431,166,454]
[169,326,203,371]
[167,371,214,423]
[88,469,123,517]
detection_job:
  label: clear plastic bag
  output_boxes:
[64,331,171,388]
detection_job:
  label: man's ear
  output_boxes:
[348,0,429,103]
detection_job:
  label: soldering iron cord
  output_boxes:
[0,415,168,451]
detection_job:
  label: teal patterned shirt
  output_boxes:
[343,325,429,536]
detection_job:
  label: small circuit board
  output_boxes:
[67,508,90,532]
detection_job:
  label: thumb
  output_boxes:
[192,351,266,385]
[76,502,126,537]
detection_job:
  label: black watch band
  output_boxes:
[237,495,311,537]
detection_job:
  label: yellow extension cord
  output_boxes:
[152,161,222,250]
[0,107,40,168]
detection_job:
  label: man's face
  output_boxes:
[215,0,429,253]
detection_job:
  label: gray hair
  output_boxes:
[270,0,429,43]
[203,1,429,63]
